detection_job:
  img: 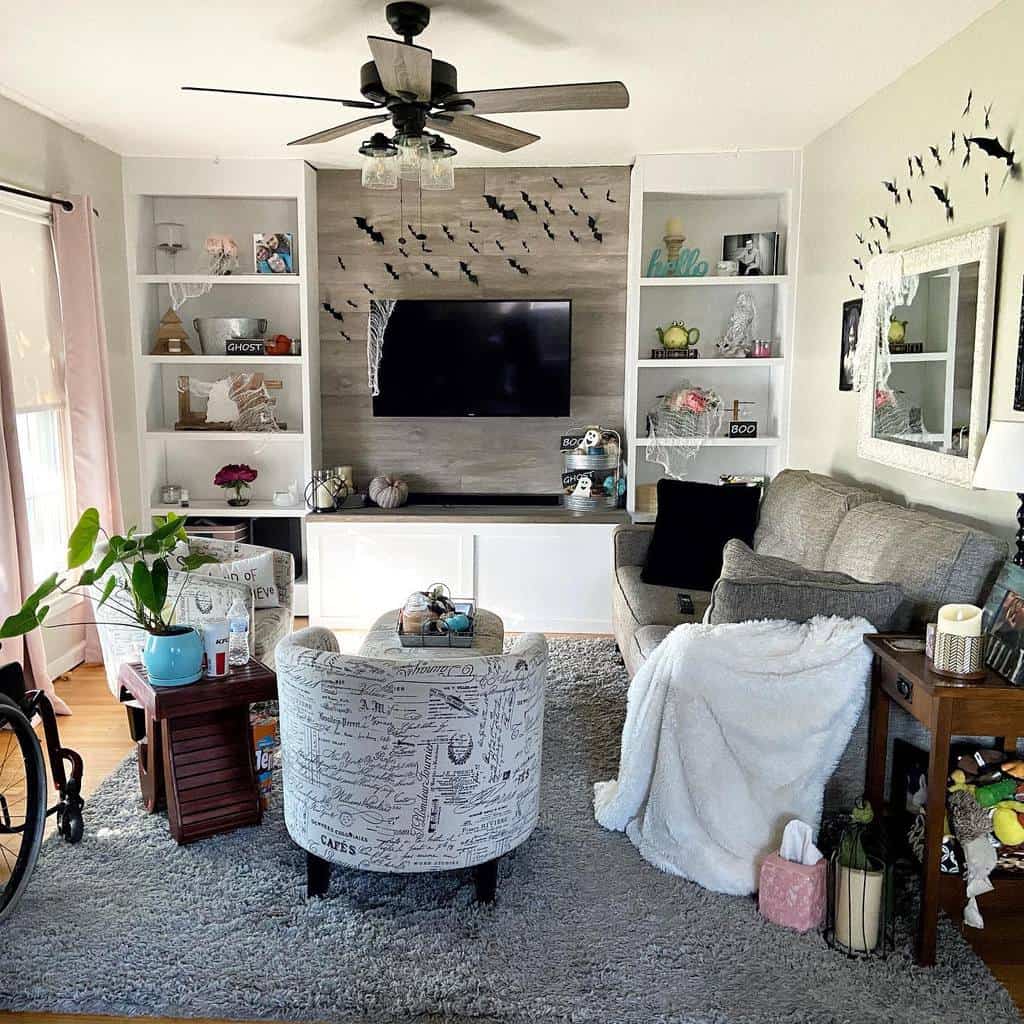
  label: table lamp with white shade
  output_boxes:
[973,420,1024,567]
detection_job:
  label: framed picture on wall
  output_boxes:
[1014,277,1024,412]
[253,232,295,274]
[722,232,778,276]
[981,560,1024,685]
[839,298,862,392]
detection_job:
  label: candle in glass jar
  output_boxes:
[937,603,983,637]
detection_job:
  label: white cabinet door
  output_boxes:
[309,523,474,628]
[475,525,615,633]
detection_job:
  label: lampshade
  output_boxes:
[395,134,430,181]
[420,136,456,191]
[973,420,1024,493]
[358,133,398,190]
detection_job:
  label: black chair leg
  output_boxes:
[474,856,500,903]
[307,851,331,899]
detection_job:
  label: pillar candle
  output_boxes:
[937,603,983,637]
[664,216,685,237]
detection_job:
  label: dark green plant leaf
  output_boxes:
[178,554,219,572]
[24,572,59,611]
[98,575,118,608]
[67,508,101,568]
[0,607,41,638]
[151,559,168,610]
[36,604,49,624]
[132,560,160,614]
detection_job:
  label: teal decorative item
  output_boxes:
[142,626,204,687]
[645,247,709,278]
[442,613,472,634]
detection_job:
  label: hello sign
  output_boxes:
[645,247,709,279]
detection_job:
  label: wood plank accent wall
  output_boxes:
[318,166,629,493]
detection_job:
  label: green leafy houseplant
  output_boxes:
[0,507,217,643]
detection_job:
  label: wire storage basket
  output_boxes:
[560,426,622,512]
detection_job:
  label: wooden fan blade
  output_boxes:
[367,36,433,102]
[426,114,539,153]
[446,81,629,115]
[182,86,379,109]
[287,114,389,146]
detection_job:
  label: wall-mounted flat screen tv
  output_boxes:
[370,299,572,417]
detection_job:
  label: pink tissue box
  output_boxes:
[758,852,827,933]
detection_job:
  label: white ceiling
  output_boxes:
[1,0,1002,166]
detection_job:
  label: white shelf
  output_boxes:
[144,430,305,443]
[634,436,782,448]
[135,274,301,285]
[149,500,307,519]
[640,275,788,287]
[142,355,303,366]
[637,357,783,368]
[889,352,949,363]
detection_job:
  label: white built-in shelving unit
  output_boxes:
[624,151,802,521]
[122,158,320,612]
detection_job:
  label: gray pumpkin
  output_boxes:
[368,474,409,509]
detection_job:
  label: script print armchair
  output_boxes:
[93,538,294,697]
[275,627,548,901]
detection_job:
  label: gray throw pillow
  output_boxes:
[707,540,907,630]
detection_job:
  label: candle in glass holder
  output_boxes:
[937,604,983,637]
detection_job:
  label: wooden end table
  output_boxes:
[864,634,1024,966]
[117,659,277,845]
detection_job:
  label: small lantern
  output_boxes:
[394,133,430,182]
[420,135,457,191]
[823,799,895,958]
[359,133,399,190]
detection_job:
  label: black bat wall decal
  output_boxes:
[606,189,616,203]
[906,188,913,204]
[853,257,864,270]
[423,263,439,278]
[950,130,956,154]
[362,282,375,295]
[985,172,990,196]
[507,258,529,275]
[521,240,530,252]
[542,222,555,240]
[336,256,346,270]
[929,184,954,222]
[984,102,993,130]
[520,191,538,213]
[929,145,942,167]
[871,215,891,240]
[458,261,479,285]
[468,220,480,233]
[568,204,580,216]
[552,176,564,189]
[907,156,914,177]
[587,215,603,242]
[442,224,455,241]
[859,282,864,292]
[407,224,427,241]
[398,246,409,258]
[354,216,384,245]
[914,154,925,176]
[494,239,505,251]
[962,89,972,117]
[421,242,432,254]
[579,186,589,199]
[962,134,972,168]
[468,240,480,254]
[483,195,519,221]
[849,274,857,289]
[321,301,344,321]
[544,199,557,216]
[968,136,1016,168]
[569,229,580,243]
[340,329,352,342]
[346,299,358,309]
[384,263,400,281]
[856,232,865,244]
[882,180,901,204]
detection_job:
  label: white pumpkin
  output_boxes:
[368,474,409,509]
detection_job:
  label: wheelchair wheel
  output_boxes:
[0,695,46,922]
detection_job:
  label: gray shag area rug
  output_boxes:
[1,637,1020,1024]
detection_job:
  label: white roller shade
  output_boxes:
[0,203,66,412]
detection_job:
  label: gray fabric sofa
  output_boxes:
[612,469,1009,810]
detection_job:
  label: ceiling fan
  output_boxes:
[181,0,629,152]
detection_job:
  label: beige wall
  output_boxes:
[790,0,1022,540]
[0,94,137,527]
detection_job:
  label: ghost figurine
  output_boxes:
[571,476,593,498]
[577,428,603,451]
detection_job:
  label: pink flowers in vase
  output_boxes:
[215,464,258,506]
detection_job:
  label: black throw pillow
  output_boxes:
[641,480,761,591]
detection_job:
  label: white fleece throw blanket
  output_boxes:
[594,616,872,895]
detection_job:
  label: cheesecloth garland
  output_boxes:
[178,373,281,432]
[645,382,723,478]
[368,299,397,397]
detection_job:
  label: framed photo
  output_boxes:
[840,298,862,392]
[981,560,1024,684]
[722,232,778,277]
[253,232,294,274]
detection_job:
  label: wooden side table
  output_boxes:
[117,659,277,845]
[864,634,1024,966]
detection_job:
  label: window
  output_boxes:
[0,200,75,584]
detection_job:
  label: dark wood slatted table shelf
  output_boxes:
[117,659,278,845]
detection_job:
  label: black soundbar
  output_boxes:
[406,492,561,507]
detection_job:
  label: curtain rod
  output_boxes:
[0,183,99,216]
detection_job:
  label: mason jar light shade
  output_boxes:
[359,133,399,190]
[396,134,430,181]
[421,136,457,191]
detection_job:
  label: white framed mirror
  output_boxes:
[856,225,1000,487]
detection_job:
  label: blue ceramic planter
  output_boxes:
[142,627,204,687]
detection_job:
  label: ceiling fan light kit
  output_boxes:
[182,0,629,193]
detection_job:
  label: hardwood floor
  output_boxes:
[3,646,1022,1023]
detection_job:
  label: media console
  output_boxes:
[306,505,627,634]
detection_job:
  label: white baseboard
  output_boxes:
[48,640,86,679]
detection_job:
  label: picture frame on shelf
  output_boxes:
[722,232,778,276]
[981,560,1024,685]
[840,298,861,392]
[253,232,295,274]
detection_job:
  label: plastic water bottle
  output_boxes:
[227,598,250,667]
